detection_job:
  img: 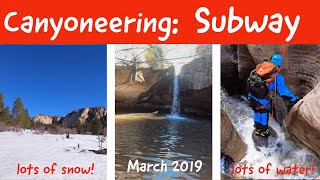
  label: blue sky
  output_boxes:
[0,45,106,117]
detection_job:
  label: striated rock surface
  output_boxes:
[245,44,320,96]
[116,65,173,105]
[178,45,212,116]
[180,45,212,90]
[221,109,247,162]
[222,44,320,96]
[60,107,106,126]
[116,65,173,112]
[180,56,212,90]
[33,115,62,125]
[285,83,320,156]
[247,44,283,63]
[237,44,256,94]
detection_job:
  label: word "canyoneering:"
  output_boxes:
[3,12,178,41]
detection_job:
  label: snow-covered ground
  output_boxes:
[0,130,107,180]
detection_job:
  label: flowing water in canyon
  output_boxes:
[171,73,181,115]
[168,61,184,119]
[221,90,320,179]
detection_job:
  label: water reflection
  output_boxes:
[116,113,212,180]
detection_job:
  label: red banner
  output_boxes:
[0,0,318,43]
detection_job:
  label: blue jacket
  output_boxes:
[248,73,296,107]
[269,73,297,102]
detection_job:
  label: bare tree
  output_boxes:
[97,116,107,150]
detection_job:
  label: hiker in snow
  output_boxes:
[247,54,299,137]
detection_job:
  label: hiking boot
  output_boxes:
[260,129,270,137]
[255,129,261,136]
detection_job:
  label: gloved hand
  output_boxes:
[269,91,276,100]
[287,96,300,111]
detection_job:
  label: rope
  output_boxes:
[271,45,287,121]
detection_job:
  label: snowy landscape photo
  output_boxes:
[0,45,107,180]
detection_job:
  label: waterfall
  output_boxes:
[171,73,180,115]
[169,61,184,117]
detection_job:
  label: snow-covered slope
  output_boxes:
[0,131,106,180]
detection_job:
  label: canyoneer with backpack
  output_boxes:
[247,54,299,138]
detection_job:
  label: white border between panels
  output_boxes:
[107,44,115,180]
[212,44,221,180]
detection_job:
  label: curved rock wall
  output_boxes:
[238,45,256,82]
[115,65,173,112]
[221,45,242,95]
[115,65,173,104]
[285,83,320,156]
[221,109,247,162]
[247,44,283,63]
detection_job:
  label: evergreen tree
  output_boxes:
[84,122,92,133]
[3,106,11,121]
[75,120,84,134]
[0,93,5,121]
[24,109,30,119]
[0,93,4,112]
[20,108,31,128]
[12,97,24,119]
[91,118,102,135]
[12,98,31,128]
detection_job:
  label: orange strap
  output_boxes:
[282,45,287,59]
[256,105,267,110]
